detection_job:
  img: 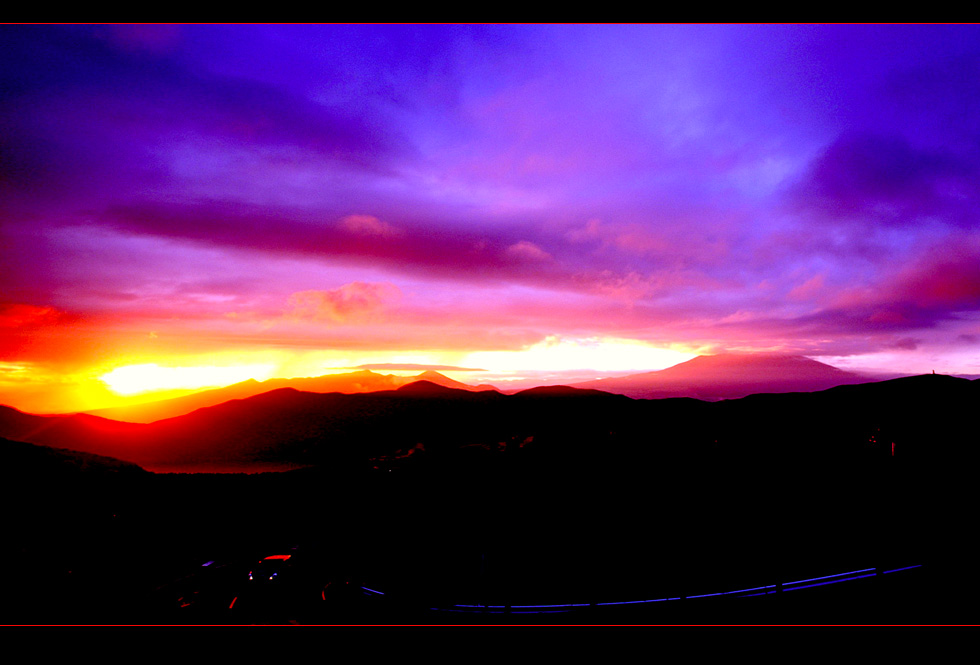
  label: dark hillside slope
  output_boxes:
[0,436,148,478]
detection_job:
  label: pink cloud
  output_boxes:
[287,282,401,324]
[503,241,551,263]
[894,260,980,310]
[848,240,980,315]
[566,218,669,255]
[787,274,827,302]
[340,214,403,239]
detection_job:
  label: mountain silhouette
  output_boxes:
[0,405,144,454]
[4,372,974,624]
[2,371,970,475]
[74,356,873,423]
[570,352,877,400]
[84,369,497,423]
[413,370,498,392]
[513,385,625,399]
[396,379,464,394]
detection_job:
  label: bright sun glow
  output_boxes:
[100,363,276,396]
[463,336,697,373]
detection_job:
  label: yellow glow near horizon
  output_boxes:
[94,350,453,399]
[99,363,276,396]
[462,336,698,373]
[82,340,696,407]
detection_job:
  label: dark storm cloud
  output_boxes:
[99,200,565,284]
[792,132,980,227]
[0,25,408,209]
[891,338,921,351]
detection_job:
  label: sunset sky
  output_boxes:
[3,24,980,413]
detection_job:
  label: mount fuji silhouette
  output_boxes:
[570,352,877,400]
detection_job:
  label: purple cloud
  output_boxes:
[792,132,980,227]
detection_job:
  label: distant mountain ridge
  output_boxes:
[1,371,970,474]
[570,353,877,400]
[84,369,498,423]
[56,355,886,421]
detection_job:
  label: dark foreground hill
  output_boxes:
[2,374,978,624]
[0,436,148,478]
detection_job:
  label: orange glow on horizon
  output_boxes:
[2,341,706,414]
